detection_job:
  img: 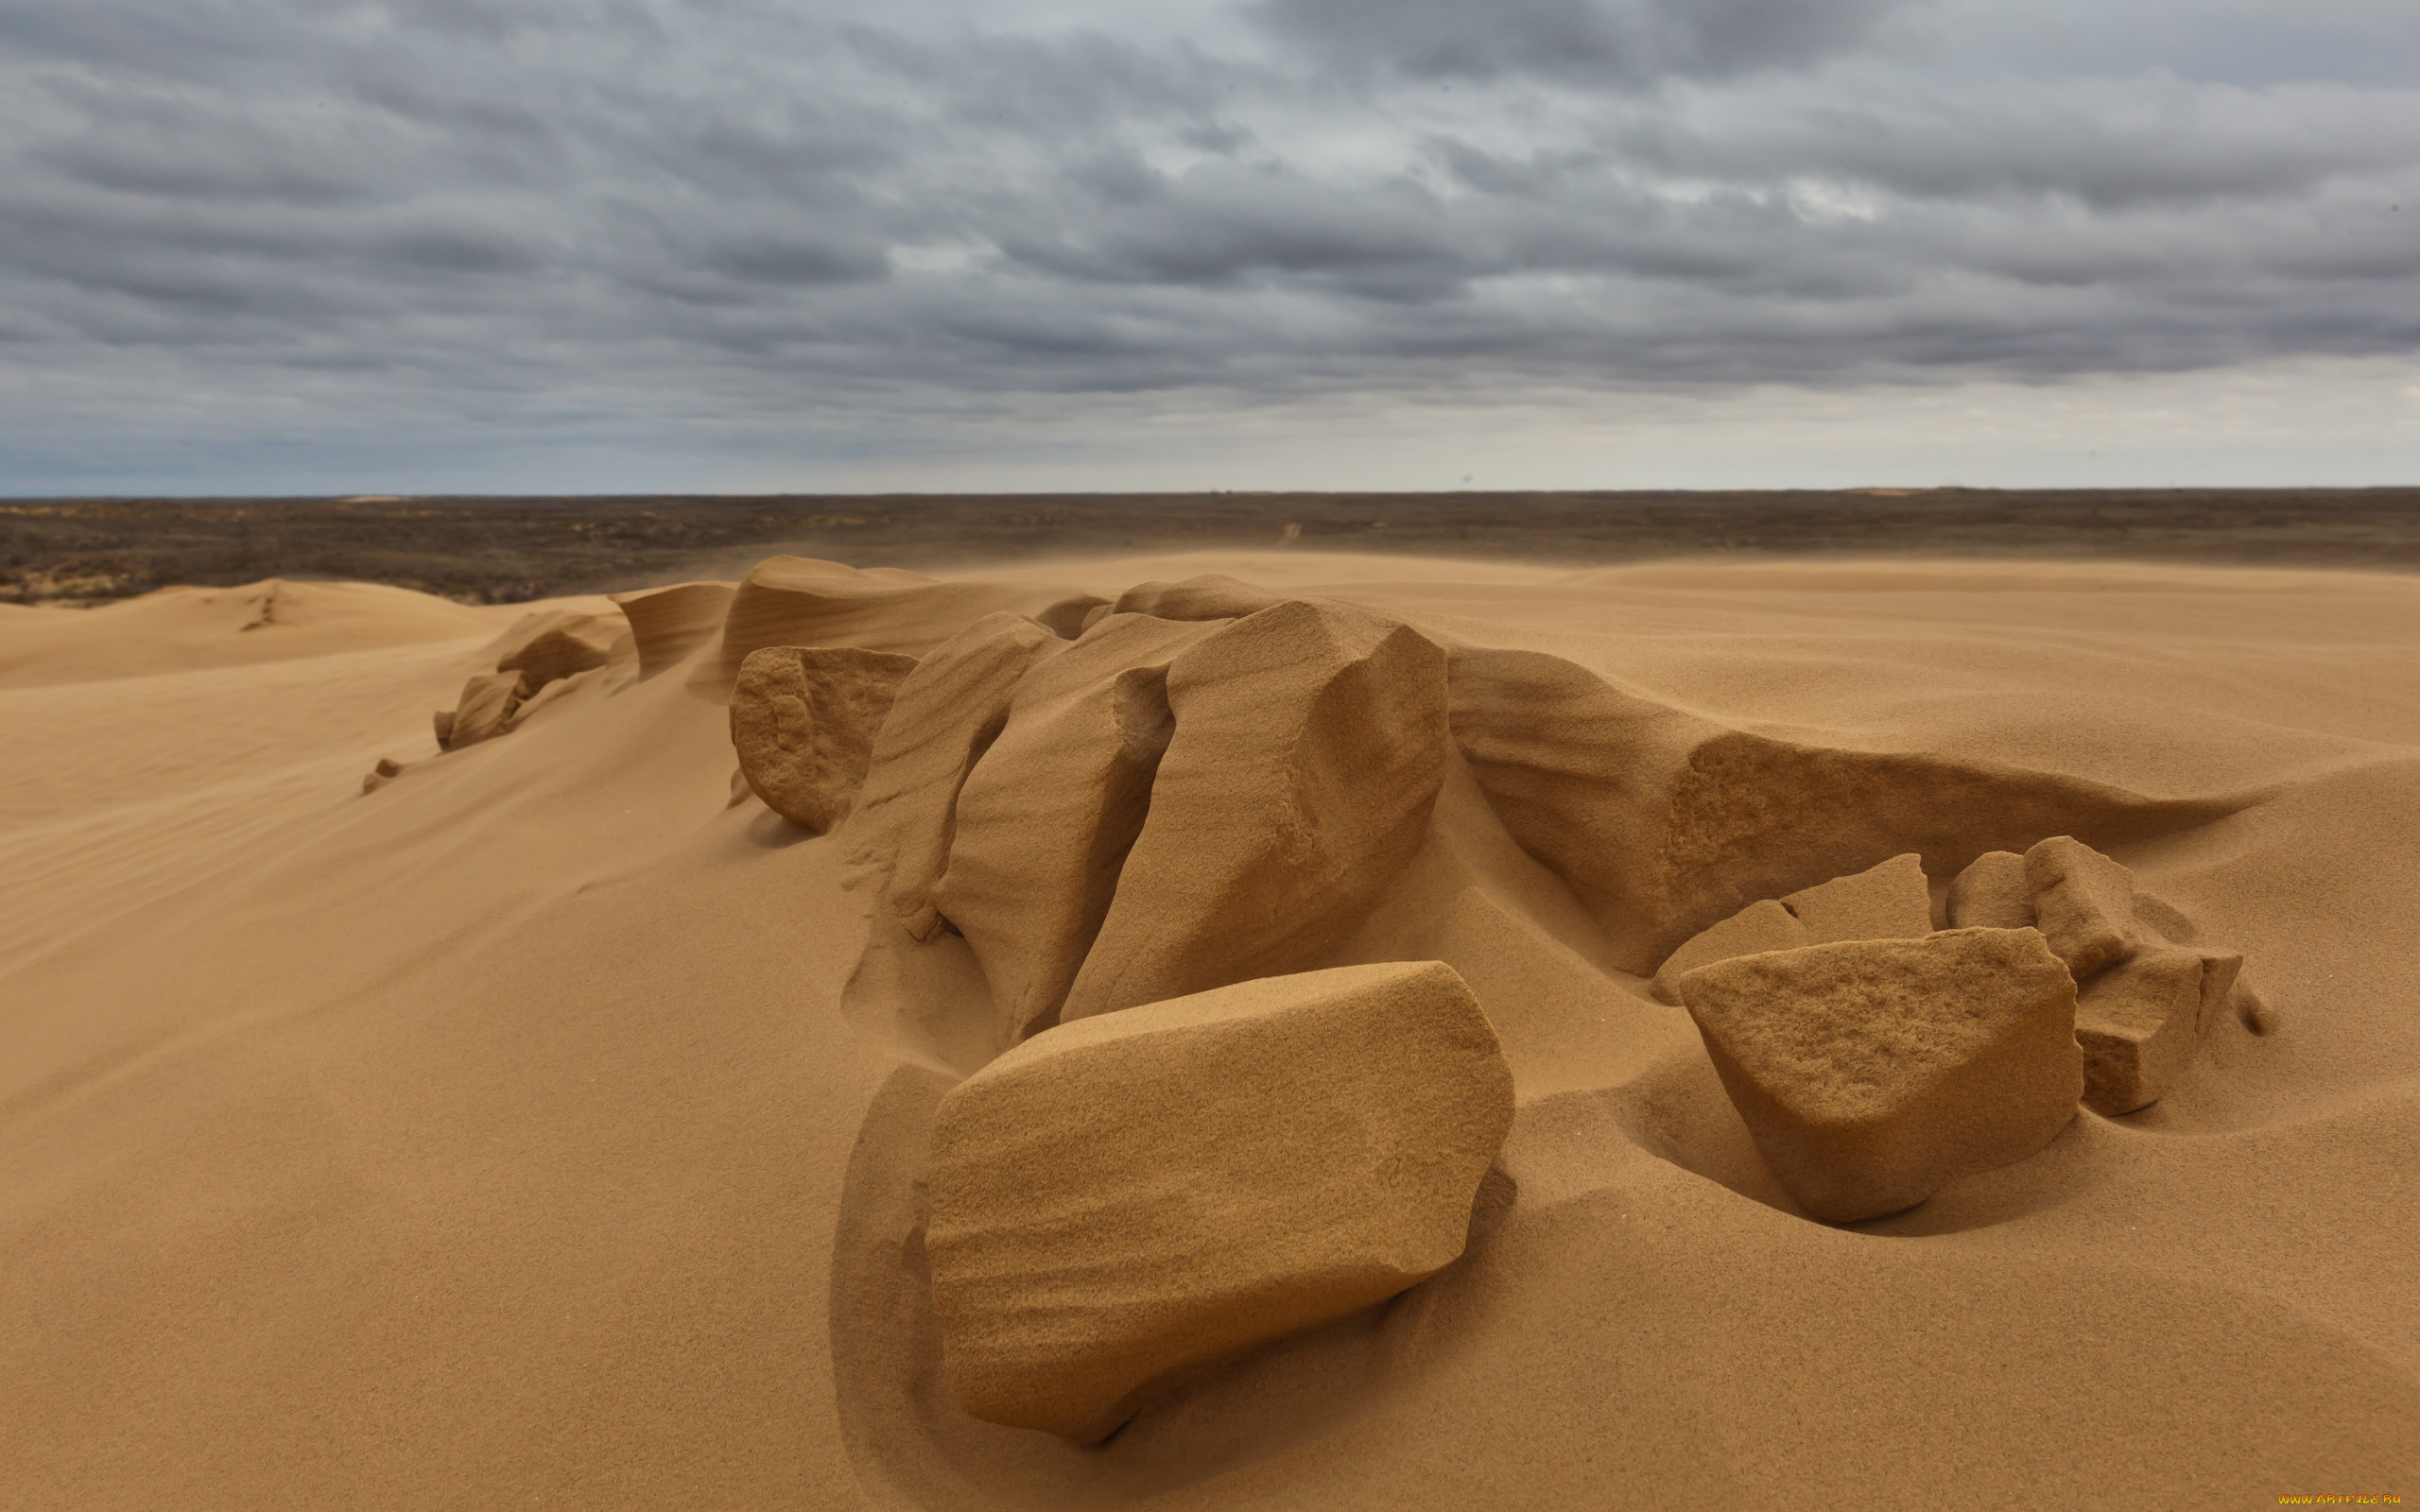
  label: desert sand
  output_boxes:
[2,552,2416,1508]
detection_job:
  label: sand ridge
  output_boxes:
[1,553,2415,1507]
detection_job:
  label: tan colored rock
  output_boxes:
[444,670,530,750]
[432,709,456,749]
[924,961,1514,1442]
[1782,852,1934,943]
[838,613,1066,938]
[1059,600,1449,1022]
[493,610,618,687]
[2075,947,2242,1114]
[1110,574,1285,623]
[712,556,1081,685]
[730,645,920,830]
[609,581,736,678]
[2025,834,2142,981]
[1677,928,2083,1222]
[1446,646,2239,973]
[1947,850,2034,929]
[1651,900,1808,1004]
[360,757,404,795]
[932,614,1216,1040]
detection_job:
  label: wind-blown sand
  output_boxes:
[2,553,2415,1508]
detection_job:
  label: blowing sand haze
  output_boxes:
[2,553,2415,1507]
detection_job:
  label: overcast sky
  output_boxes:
[3,0,2417,493]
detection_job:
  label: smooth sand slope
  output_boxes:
[2,556,2416,1509]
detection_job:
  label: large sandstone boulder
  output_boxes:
[838,613,1067,939]
[1058,600,1450,1022]
[1446,647,2242,973]
[1677,928,2083,1222]
[609,581,735,678]
[923,961,1514,1442]
[730,645,920,830]
[931,614,1217,1040]
[2075,947,2243,1114]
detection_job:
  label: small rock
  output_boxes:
[2076,947,2241,1114]
[1947,850,2034,929]
[2025,835,2142,980]
[1782,852,1934,943]
[1677,928,2083,1222]
[730,645,920,830]
[361,757,405,795]
[1060,600,1449,1021]
[924,960,1514,1442]
[1651,899,1808,1004]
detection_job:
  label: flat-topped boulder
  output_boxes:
[1677,928,2083,1222]
[730,645,920,830]
[924,961,1514,1442]
[1651,900,1808,1003]
[1059,599,1449,1022]
[1782,852,1933,944]
[2076,947,2244,1114]
[932,614,1217,1040]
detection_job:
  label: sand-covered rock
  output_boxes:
[932,614,1215,1040]
[493,610,620,688]
[730,646,919,830]
[713,557,1080,682]
[1782,852,1933,943]
[2076,947,2245,1114]
[923,961,1514,1442]
[1059,600,1449,1021]
[1651,900,1808,1003]
[840,613,1066,939]
[2025,834,2144,980]
[1947,850,2035,929]
[609,580,735,678]
[442,670,529,750]
[1678,928,2083,1221]
[1109,575,1286,623]
[1448,647,2242,973]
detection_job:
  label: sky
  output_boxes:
[2,0,2417,494]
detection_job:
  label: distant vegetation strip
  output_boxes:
[4,489,2417,605]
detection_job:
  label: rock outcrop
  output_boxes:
[931,614,1217,1040]
[711,557,1082,686]
[609,581,735,678]
[1058,600,1450,1022]
[1446,646,2245,974]
[923,961,1514,1442]
[1676,928,2083,1222]
[1110,575,1286,623]
[838,613,1068,940]
[1946,850,2035,929]
[730,645,920,830]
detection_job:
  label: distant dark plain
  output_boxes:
[6,489,2418,605]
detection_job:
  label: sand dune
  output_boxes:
[2,553,2415,1508]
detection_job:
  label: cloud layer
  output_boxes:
[2,0,2416,489]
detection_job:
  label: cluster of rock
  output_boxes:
[1656,840,2256,1221]
[432,610,623,753]
[702,559,2257,1439]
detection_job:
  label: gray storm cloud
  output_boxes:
[0,0,2415,486]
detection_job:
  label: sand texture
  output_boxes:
[3,554,2418,1508]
